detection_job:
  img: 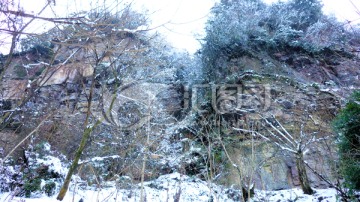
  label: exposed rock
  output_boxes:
[1,18,359,197]
[209,49,360,100]
[0,130,25,159]
[0,80,28,100]
[38,63,94,86]
[191,74,341,190]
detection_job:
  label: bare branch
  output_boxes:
[0,9,85,24]
[0,28,40,36]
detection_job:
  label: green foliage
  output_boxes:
[23,172,57,197]
[23,178,41,198]
[334,91,360,190]
[30,44,54,59]
[22,164,59,197]
[20,142,62,197]
[14,65,27,78]
[44,181,56,196]
[20,37,54,59]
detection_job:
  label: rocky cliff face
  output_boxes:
[215,74,340,190]
[188,42,360,190]
[207,48,360,100]
[0,33,358,194]
[0,50,186,183]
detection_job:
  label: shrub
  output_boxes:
[14,65,27,78]
[23,177,41,197]
[20,37,54,59]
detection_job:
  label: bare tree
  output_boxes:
[0,0,85,131]
[234,115,316,195]
[0,0,169,199]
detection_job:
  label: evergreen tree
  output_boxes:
[334,91,360,190]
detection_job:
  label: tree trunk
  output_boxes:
[56,126,93,200]
[296,152,314,195]
[56,78,100,201]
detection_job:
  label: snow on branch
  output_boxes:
[233,114,320,156]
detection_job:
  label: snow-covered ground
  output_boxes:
[0,173,343,202]
[253,188,338,202]
[0,172,237,202]
[0,143,353,202]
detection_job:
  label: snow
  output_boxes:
[0,181,345,202]
[23,62,50,69]
[122,25,148,33]
[253,188,338,202]
[0,147,355,201]
[35,155,68,176]
[0,172,239,202]
[79,155,121,164]
[0,148,350,202]
[25,143,68,176]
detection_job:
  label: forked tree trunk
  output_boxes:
[295,152,314,195]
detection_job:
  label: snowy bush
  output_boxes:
[0,142,67,198]
[0,161,23,193]
[21,142,67,197]
[302,17,347,52]
[287,0,323,31]
[202,0,266,80]
[201,0,349,81]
